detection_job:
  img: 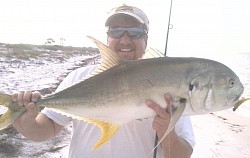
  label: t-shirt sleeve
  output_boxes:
[41,65,98,126]
[175,116,196,149]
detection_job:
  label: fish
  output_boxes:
[0,36,247,150]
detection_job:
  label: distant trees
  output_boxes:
[60,37,66,46]
[45,37,66,46]
[45,38,55,45]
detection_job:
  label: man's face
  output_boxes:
[107,15,148,61]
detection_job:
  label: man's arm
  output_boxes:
[147,94,193,158]
[12,91,64,141]
[160,129,193,158]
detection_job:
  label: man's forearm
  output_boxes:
[161,129,193,158]
[13,113,60,142]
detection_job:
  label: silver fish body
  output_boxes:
[39,56,243,122]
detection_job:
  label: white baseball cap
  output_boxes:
[105,4,149,32]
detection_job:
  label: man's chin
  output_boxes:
[118,54,134,61]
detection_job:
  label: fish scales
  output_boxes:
[39,57,207,118]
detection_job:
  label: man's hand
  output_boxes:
[147,94,193,158]
[12,91,41,122]
[146,93,173,139]
[11,91,63,142]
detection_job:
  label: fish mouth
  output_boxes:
[231,85,244,103]
[233,95,241,102]
[226,94,242,109]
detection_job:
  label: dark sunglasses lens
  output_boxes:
[108,30,125,39]
[108,27,146,39]
[127,30,145,39]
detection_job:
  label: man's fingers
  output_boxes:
[146,94,175,139]
[164,93,173,113]
[147,100,168,119]
[17,91,24,106]
[12,91,41,108]
[23,91,32,106]
[12,93,18,102]
[26,102,39,118]
[31,91,41,103]
[11,91,41,120]
[164,93,173,106]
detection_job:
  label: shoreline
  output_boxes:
[191,107,250,158]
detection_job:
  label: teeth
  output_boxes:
[120,48,132,52]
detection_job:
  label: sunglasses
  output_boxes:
[107,27,147,39]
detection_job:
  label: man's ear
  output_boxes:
[144,35,148,48]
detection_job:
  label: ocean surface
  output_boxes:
[0,45,249,157]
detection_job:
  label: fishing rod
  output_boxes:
[153,0,174,158]
[164,0,174,56]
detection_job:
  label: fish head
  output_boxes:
[208,72,244,111]
[188,63,244,114]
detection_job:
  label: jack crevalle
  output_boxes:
[0,36,247,150]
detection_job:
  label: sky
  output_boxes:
[0,0,250,56]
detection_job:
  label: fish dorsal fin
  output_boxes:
[52,36,120,90]
[87,36,122,77]
[143,47,165,59]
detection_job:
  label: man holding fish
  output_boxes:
[10,4,195,158]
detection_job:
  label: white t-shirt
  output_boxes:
[42,65,195,158]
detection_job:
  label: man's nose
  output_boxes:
[119,32,131,44]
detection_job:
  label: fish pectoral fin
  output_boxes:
[79,117,120,150]
[152,98,187,151]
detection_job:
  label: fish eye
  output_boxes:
[189,83,194,91]
[228,78,235,87]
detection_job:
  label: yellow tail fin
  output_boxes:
[0,93,13,107]
[0,93,26,130]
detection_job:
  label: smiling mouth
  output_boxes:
[119,48,133,52]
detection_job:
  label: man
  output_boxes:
[12,4,195,158]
